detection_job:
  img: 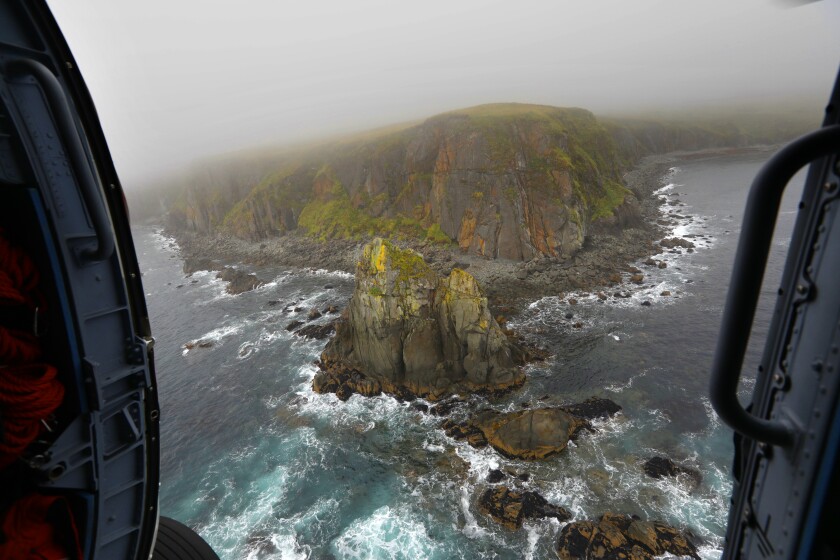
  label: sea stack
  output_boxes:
[314,238,525,400]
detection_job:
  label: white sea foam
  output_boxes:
[188,269,214,279]
[459,486,491,540]
[195,462,294,560]
[332,506,440,559]
[653,182,676,195]
[306,267,354,279]
[182,323,249,355]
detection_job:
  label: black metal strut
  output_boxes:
[710,124,840,448]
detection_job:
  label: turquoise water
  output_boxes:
[134,151,803,559]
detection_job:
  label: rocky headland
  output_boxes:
[163,103,800,305]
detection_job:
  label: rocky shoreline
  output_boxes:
[164,152,696,306]
[164,146,775,311]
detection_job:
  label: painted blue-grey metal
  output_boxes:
[716,66,840,558]
[0,2,160,559]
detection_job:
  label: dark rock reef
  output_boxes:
[313,238,529,401]
[216,267,264,295]
[643,456,702,490]
[561,396,623,420]
[478,486,571,530]
[555,512,700,560]
[182,257,265,295]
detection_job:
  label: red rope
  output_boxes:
[0,232,60,466]
[0,235,76,558]
[0,327,41,364]
[0,494,82,560]
[0,235,40,300]
[0,364,64,469]
[0,232,43,365]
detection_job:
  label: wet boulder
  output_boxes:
[307,308,322,321]
[643,456,702,489]
[441,419,488,448]
[472,407,588,460]
[478,486,571,530]
[312,365,382,401]
[659,237,696,249]
[295,320,337,340]
[216,267,265,294]
[486,469,507,483]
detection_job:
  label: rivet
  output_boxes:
[824,181,837,192]
[797,284,807,294]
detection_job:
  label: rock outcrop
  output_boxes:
[182,257,265,294]
[216,267,265,295]
[314,239,526,401]
[659,237,696,249]
[442,397,621,460]
[473,408,588,460]
[478,486,571,530]
[643,456,702,490]
[561,397,622,420]
[555,513,700,560]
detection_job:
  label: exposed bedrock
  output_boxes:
[555,512,700,560]
[442,397,622,460]
[314,238,533,401]
[478,486,571,530]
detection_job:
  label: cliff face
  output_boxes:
[168,102,811,261]
[314,238,525,400]
[170,105,638,260]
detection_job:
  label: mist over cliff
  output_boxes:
[161,103,814,263]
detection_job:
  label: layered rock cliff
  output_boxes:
[168,103,814,263]
[313,238,526,400]
[175,105,633,261]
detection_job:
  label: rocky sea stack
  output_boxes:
[314,238,528,400]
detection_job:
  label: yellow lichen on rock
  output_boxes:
[374,242,388,272]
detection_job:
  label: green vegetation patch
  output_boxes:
[298,188,428,242]
[591,180,630,220]
[425,223,451,245]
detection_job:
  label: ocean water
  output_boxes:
[133,150,805,559]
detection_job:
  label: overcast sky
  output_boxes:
[48,0,839,189]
